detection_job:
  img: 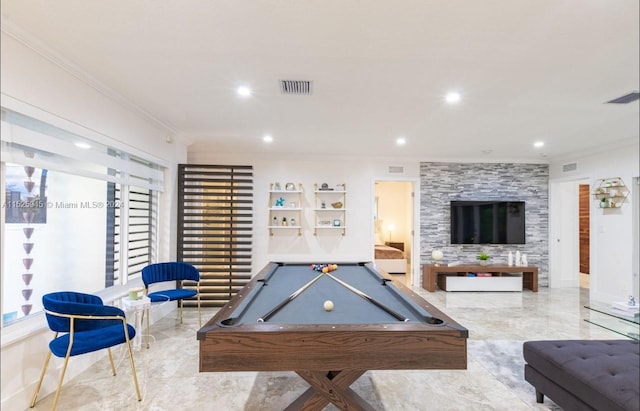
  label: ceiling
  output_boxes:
[1,1,638,161]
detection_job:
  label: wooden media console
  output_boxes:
[422,264,539,292]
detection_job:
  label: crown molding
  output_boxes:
[1,18,191,146]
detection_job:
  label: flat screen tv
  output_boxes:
[450,201,525,244]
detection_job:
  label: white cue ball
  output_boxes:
[323,300,334,311]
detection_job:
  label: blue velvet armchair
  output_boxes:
[30,291,141,410]
[141,262,201,348]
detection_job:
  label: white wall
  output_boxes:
[194,142,638,305]
[633,177,640,297]
[0,32,188,410]
[188,146,420,272]
[549,140,640,302]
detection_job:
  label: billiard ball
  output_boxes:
[323,300,334,311]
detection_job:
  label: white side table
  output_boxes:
[122,296,151,350]
[122,294,171,349]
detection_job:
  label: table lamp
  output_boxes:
[388,224,395,242]
[431,250,444,266]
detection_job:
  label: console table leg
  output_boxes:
[522,271,539,292]
[422,266,436,292]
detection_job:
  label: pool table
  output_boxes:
[198,262,468,410]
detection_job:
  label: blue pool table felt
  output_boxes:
[225,263,433,325]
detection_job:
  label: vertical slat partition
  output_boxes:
[178,164,253,307]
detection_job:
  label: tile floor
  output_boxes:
[28,285,629,411]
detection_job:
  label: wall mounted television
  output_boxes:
[450,201,525,244]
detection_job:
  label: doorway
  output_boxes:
[579,184,590,288]
[550,178,589,289]
[373,180,417,285]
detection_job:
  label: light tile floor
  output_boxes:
[29,286,627,411]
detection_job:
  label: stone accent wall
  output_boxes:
[420,162,549,286]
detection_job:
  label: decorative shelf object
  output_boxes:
[314,183,346,235]
[268,182,303,236]
[592,177,629,209]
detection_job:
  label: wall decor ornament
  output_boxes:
[21,166,36,316]
[592,177,629,210]
[268,182,303,235]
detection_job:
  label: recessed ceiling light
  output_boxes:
[534,141,545,148]
[263,135,273,143]
[75,142,91,149]
[237,86,252,97]
[481,149,493,155]
[445,92,461,104]
[396,137,406,146]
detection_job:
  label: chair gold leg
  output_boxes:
[30,350,53,407]
[51,353,71,411]
[107,348,116,376]
[145,307,150,349]
[124,330,142,401]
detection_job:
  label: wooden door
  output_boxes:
[579,184,590,274]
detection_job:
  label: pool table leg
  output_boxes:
[286,370,375,411]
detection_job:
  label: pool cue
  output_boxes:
[258,272,325,322]
[323,272,409,322]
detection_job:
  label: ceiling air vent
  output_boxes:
[606,92,639,104]
[280,80,313,95]
[562,162,578,172]
[388,166,404,173]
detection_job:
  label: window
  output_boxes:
[177,164,253,307]
[1,107,164,326]
[125,185,157,278]
[106,183,157,286]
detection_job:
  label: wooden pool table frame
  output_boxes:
[198,262,468,411]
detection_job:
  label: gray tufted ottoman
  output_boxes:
[523,340,639,411]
